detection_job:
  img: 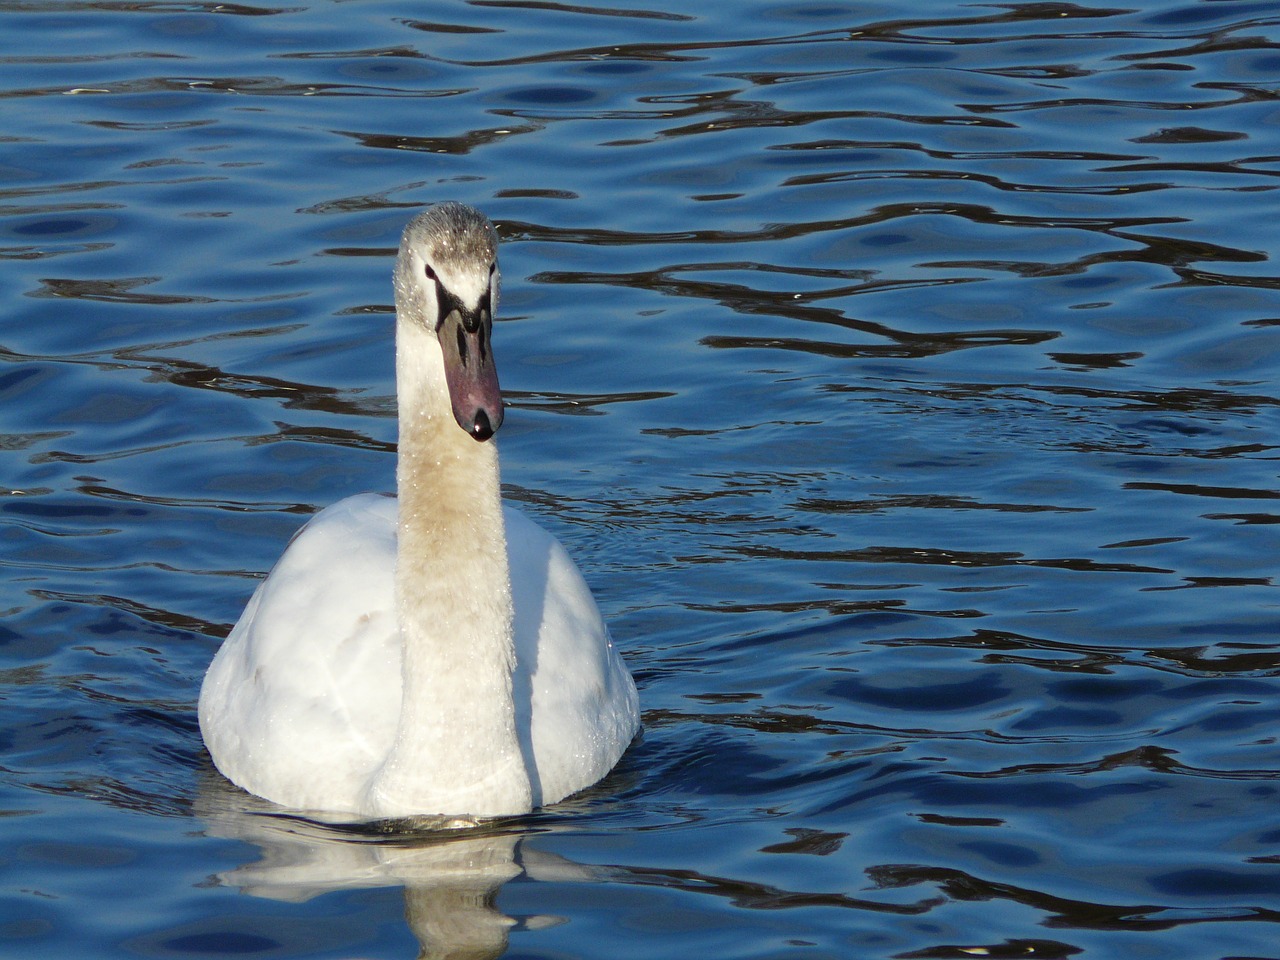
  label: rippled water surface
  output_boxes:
[4,1,1280,957]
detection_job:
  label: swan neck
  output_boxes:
[366,317,529,817]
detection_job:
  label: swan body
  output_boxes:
[199,203,639,819]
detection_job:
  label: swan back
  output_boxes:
[199,494,639,815]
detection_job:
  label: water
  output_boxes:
[3,1,1280,956]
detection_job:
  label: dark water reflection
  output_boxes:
[3,0,1280,957]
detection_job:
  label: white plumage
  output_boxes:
[199,203,639,819]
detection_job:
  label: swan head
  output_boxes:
[395,202,503,442]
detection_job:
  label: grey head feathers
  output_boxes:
[396,203,504,442]
[401,202,499,312]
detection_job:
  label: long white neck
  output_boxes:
[363,318,531,818]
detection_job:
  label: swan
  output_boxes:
[199,202,639,819]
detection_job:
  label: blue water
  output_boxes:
[3,1,1280,957]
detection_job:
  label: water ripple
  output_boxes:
[3,0,1280,957]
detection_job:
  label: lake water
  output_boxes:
[3,1,1280,957]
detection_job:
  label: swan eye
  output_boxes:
[423,262,437,282]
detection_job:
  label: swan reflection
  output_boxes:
[196,773,595,960]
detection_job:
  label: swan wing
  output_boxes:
[504,505,640,806]
[199,494,402,814]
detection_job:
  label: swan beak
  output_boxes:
[437,306,503,441]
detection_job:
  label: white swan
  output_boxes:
[199,202,639,819]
